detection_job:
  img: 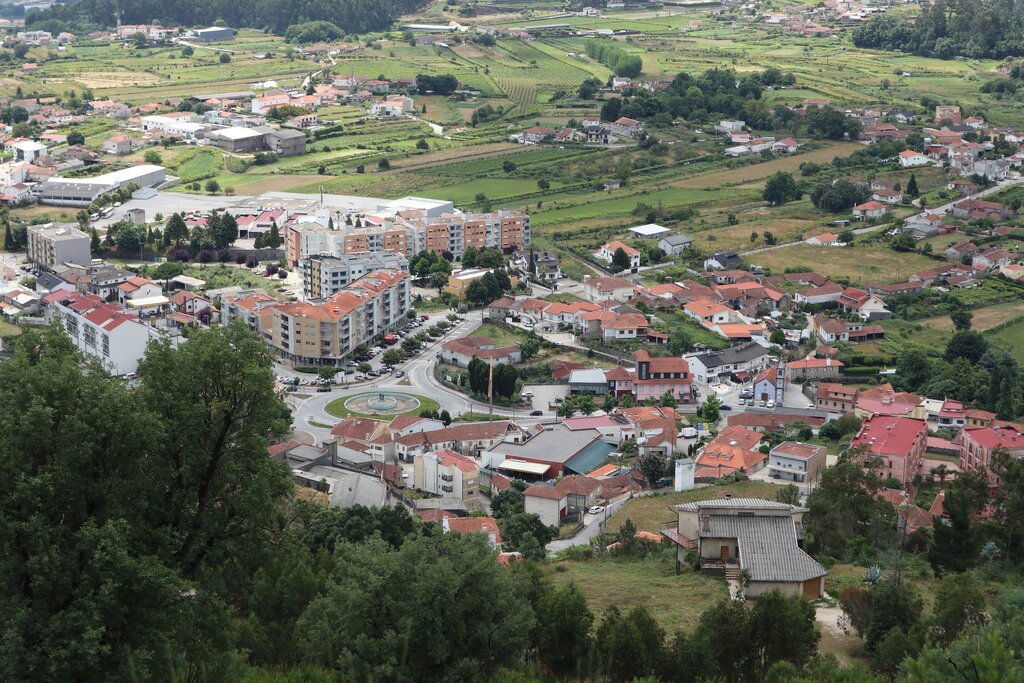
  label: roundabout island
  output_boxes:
[325,391,440,419]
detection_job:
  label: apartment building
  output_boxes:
[27,223,91,270]
[258,269,410,365]
[284,209,531,267]
[849,416,927,488]
[300,251,409,299]
[413,449,480,505]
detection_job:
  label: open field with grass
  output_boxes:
[748,245,938,284]
[923,301,1024,332]
[606,481,785,535]
[987,318,1024,364]
[547,558,728,633]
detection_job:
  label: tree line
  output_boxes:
[26,0,425,36]
[585,39,644,78]
[852,0,1024,59]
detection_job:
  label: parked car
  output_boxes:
[530,410,543,416]
[354,373,366,381]
[720,404,732,411]
[759,400,767,407]
[587,505,605,515]
[766,400,775,409]
[394,371,405,378]
[805,403,815,409]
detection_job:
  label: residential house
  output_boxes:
[852,200,890,221]
[703,251,744,270]
[836,287,891,320]
[658,233,695,255]
[806,232,843,247]
[583,275,637,303]
[101,134,133,155]
[973,247,1015,270]
[944,241,979,261]
[686,342,771,385]
[811,315,885,343]
[897,150,930,168]
[523,475,603,526]
[633,349,693,403]
[768,441,826,488]
[785,356,843,380]
[520,126,554,144]
[609,117,644,138]
[663,498,827,598]
[594,240,640,271]
[440,335,522,366]
[952,199,1009,220]
[816,382,858,414]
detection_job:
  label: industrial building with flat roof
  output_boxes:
[33,165,167,207]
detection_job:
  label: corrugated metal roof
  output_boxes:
[705,515,826,583]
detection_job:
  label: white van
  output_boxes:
[678,427,698,439]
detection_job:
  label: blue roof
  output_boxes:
[565,440,615,475]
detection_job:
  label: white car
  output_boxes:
[588,505,605,515]
[766,400,776,409]
[806,403,815,410]
[737,398,745,406]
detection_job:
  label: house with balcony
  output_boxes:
[413,449,480,507]
[768,441,826,488]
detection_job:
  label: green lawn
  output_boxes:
[606,481,786,535]
[987,318,1024,364]
[325,392,440,418]
[547,557,728,633]
[0,320,22,337]
[468,322,528,347]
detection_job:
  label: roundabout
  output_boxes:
[325,390,440,418]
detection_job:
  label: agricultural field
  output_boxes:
[748,244,939,284]
[987,317,1024,364]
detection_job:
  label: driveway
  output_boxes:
[546,497,630,555]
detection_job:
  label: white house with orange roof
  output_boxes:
[116,276,162,305]
[594,240,641,270]
[413,449,480,505]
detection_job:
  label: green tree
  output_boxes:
[219,53,231,63]
[769,329,786,346]
[592,606,665,683]
[950,307,973,331]
[381,349,404,366]
[806,458,894,556]
[520,334,541,360]
[748,590,820,679]
[205,179,221,194]
[889,232,917,252]
[575,393,596,416]
[492,363,518,399]
[945,329,988,363]
[499,513,556,559]
[537,178,550,191]
[295,533,533,680]
[865,580,923,653]
[144,149,163,165]
[162,212,189,248]
[699,394,721,424]
[67,131,85,146]
[928,470,987,574]
[906,173,920,197]
[667,328,693,355]
[776,484,801,506]
[611,247,632,272]
[536,583,593,678]
[490,487,525,519]
[930,573,987,645]
[90,226,101,254]
[640,453,665,484]
[762,171,803,205]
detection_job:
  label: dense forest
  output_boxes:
[25,0,424,36]
[852,0,1024,59]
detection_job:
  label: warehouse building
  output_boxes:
[34,165,167,207]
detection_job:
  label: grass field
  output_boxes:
[325,392,440,418]
[748,245,938,284]
[987,318,1024,364]
[605,481,785,534]
[923,301,1024,332]
[0,320,22,337]
[547,558,728,633]
[467,323,528,347]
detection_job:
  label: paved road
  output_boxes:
[546,496,631,555]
